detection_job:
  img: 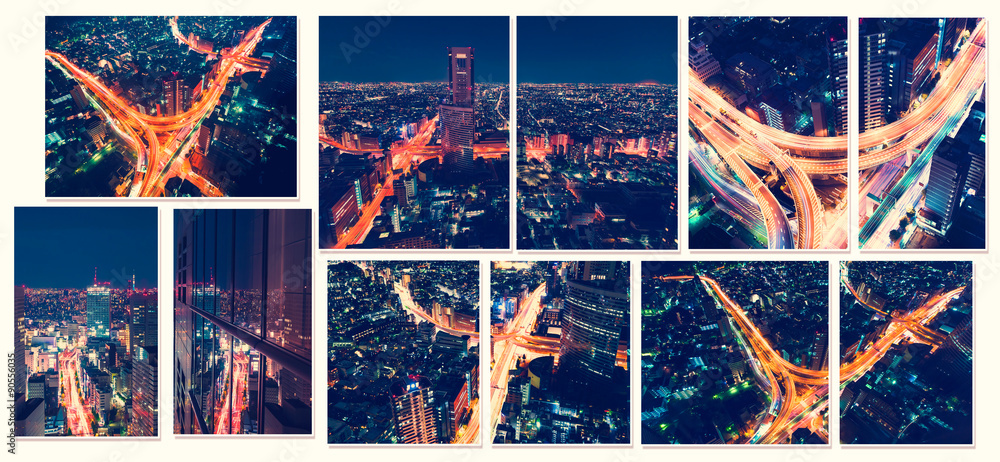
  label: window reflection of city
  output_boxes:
[174,209,312,434]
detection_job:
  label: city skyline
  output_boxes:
[15,207,157,289]
[516,16,679,250]
[517,16,678,84]
[319,16,509,83]
[320,17,510,250]
[14,206,159,437]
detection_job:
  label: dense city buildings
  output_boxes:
[174,209,312,435]
[839,261,972,444]
[318,17,510,249]
[45,16,298,197]
[517,17,678,250]
[688,17,849,249]
[641,261,829,444]
[327,261,480,444]
[491,261,630,444]
[14,207,158,436]
[857,18,985,249]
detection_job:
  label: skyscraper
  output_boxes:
[87,283,111,340]
[390,375,438,444]
[922,137,971,235]
[163,77,190,117]
[689,39,721,81]
[130,346,158,437]
[440,46,476,174]
[174,209,312,435]
[130,291,157,356]
[860,24,887,132]
[447,47,474,108]
[828,22,849,136]
[558,261,629,401]
[14,286,26,399]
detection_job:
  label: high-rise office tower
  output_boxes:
[440,46,476,174]
[860,23,887,132]
[130,291,157,356]
[923,137,972,235]
[131,346,158,437]
[87,282,111,340]
[828,22,849,136]
[163,77,190,117]
[447,47,474,108]
[14,286,26,399]
[558,262,628,401]
[390,375,438,444]
[174,209,311,435]
[689,39,721,81]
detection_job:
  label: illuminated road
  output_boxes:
[688,92,827,249]
[213,350,249,434]
[489,284,547,440]
[690,103,793,249]
[319,116,438,248]
[390,277,479,443]
[859,23,986,247]
[689,140,768,245]
[840,282,963,386]
[59,349,94,436]
[685,275,829,444]
[393,280,479,339]
[45,17,273,197]
[688,23,986,249]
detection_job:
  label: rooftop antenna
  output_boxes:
[94,267,97,286]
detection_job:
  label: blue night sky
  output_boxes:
[517,16,679,84]
[319,16,510,83]
[15,207,158,289]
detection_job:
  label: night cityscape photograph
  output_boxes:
[13,207,158,437]
[641,261,830,444]
[491,261,630,444]
[326,261,480,444]
[173,209,312,435]
[688,17,849,249]
[839,261,973,444]
[44,16,298,198]
[516,16,678,250]
[318,16,510,249]
[857,18,985,250]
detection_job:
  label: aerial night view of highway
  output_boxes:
[44,16,298,198]
[318,17,510,250]
[516,17,678,250]
[839,261,972,444]
[858,19,985,250]
[688,17,848,249]
[173,209,313,435]
[641,261,830,444]
[327,261,480,444]
[491,261,630,444]
[14,207,158,437]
